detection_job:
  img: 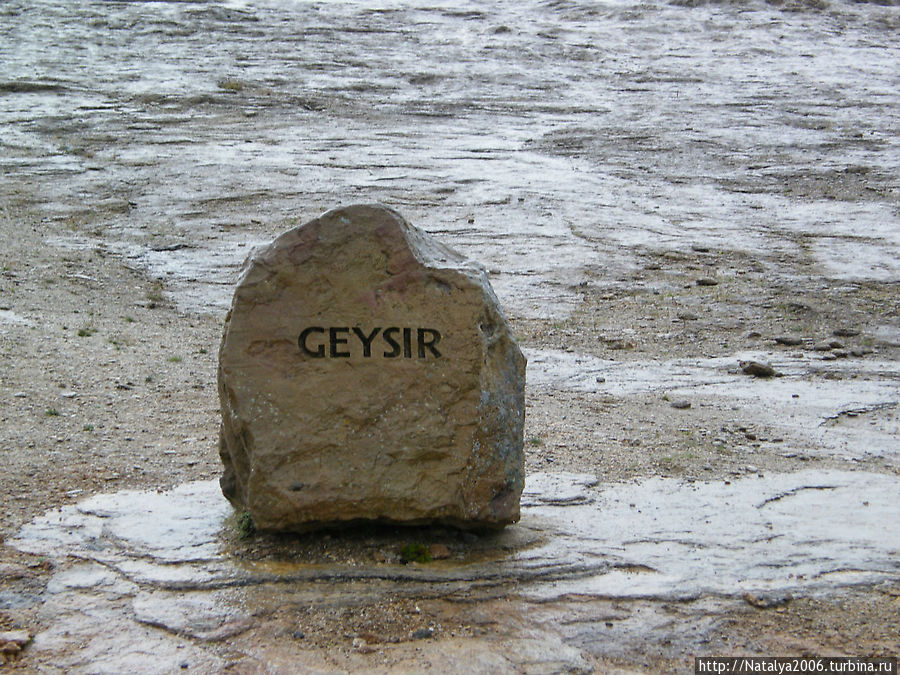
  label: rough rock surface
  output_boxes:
[217,204,525,532]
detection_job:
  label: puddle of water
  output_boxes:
[526,347,900,394]
[525,347,739,395]
[45,563,122,596]
[13,469,898,597]
[681,369,900,460]
[31,593,223,675]
[18,480,230,566]
[0,309,34,327]
[132,590,252,641]
[10,469,897,670]
[526,347,900,462]
[525,470,899,600]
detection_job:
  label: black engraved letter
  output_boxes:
[403,327,412,358]
[383,327,401,358]
[417,328,442,358]
[329,327,351,358]
[352,326,381,358]
[299,326,326,357]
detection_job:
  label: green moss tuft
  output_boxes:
[399,543,432,564]
[236,511,256,539]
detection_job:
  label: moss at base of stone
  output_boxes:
[399,542,432,564]
[234,510,256,539]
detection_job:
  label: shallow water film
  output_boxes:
[10,471,898,672]
[1,0,899,672]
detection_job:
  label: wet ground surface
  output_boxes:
[3,0,899,316]
[8,470,898,672]
[11,471,900,600]
[1,0,899,672]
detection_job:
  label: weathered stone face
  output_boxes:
[217,204,525,532]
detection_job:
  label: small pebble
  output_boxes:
[740,361,776,378]
[352,637,377,654]
[670,400,691,409]
[743,592,791,609]
[606,339,634,350]
[1,643,21,656]
[429,543,451,560]
[0,632,30,648]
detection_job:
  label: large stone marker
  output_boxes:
[217,204,526,532]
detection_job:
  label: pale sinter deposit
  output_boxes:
[217,204,525,532]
